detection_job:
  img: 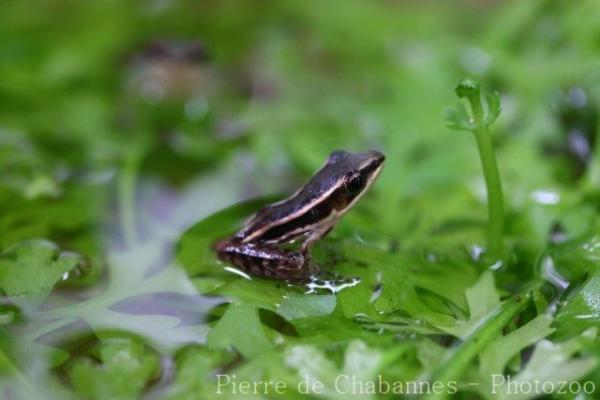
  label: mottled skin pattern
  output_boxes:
[214,241,308,280]
[213,150,385,281]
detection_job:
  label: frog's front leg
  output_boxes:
[214,239,311,280]
[299,223,335,256]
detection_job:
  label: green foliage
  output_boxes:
[162,346,233,400]
[0,0,599,398]
[435,271,500,338]
[555,270,600,338]
[285,340,383,400]
[68,338,159,400]
[208,303,273,359]
[478,315,555,379]
[278,293,337,321]
[492,328,598,400]
[485,91,502,127]
[0,239,81,297]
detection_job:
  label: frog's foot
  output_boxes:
[271,251,313,282]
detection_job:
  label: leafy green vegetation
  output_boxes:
[0,239,82,297]
[1,0,599,399]
[68,338,160,400]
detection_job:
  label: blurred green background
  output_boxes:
[1,0,599,246]
[1,0,600,399]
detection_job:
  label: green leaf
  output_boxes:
[435,271,500,338]
[444,105,474,131]
[208,303,273,359]
[23,174,61,200]
[555,270,600,338]
[162,346,234,400]
[336,244,477,328]
[199,277,288,311]
[478,314,555,378]
[494,328,598,400]
[69,338,159,400]
[485,90,501,126]
[277,293,337,321]
[549,232,600,280]
[285,340,383,400]
[424,286,533,399]
[0,239,81,297]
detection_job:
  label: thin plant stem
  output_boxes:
[455,80,504,260]
[118,144,143,248]
[473,122,504,259]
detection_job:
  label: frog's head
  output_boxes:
[325,150,385,212]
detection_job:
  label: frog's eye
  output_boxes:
[345,172,364,194]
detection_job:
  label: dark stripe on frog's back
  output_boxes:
[257,198,333,242]
[237,171,343,239]
[247,184,353,243]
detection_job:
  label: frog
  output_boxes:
[213,150,385,280]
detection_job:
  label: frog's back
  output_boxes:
[235,171,338,241]
[233,150,383,243]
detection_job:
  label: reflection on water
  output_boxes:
[109,292,222,327]
[0,164,274,398]
[222,262,363,294]
[223,266,252,280]
[19,164,259,357]
[304,274,361,295]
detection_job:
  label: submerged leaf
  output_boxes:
[277,293,337,321]
[208,303,273,359]
[0,239,81,297]
[161,346,234,400]
[0,328,71,400]
[69,338,160,400]
[285,340,383,400]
